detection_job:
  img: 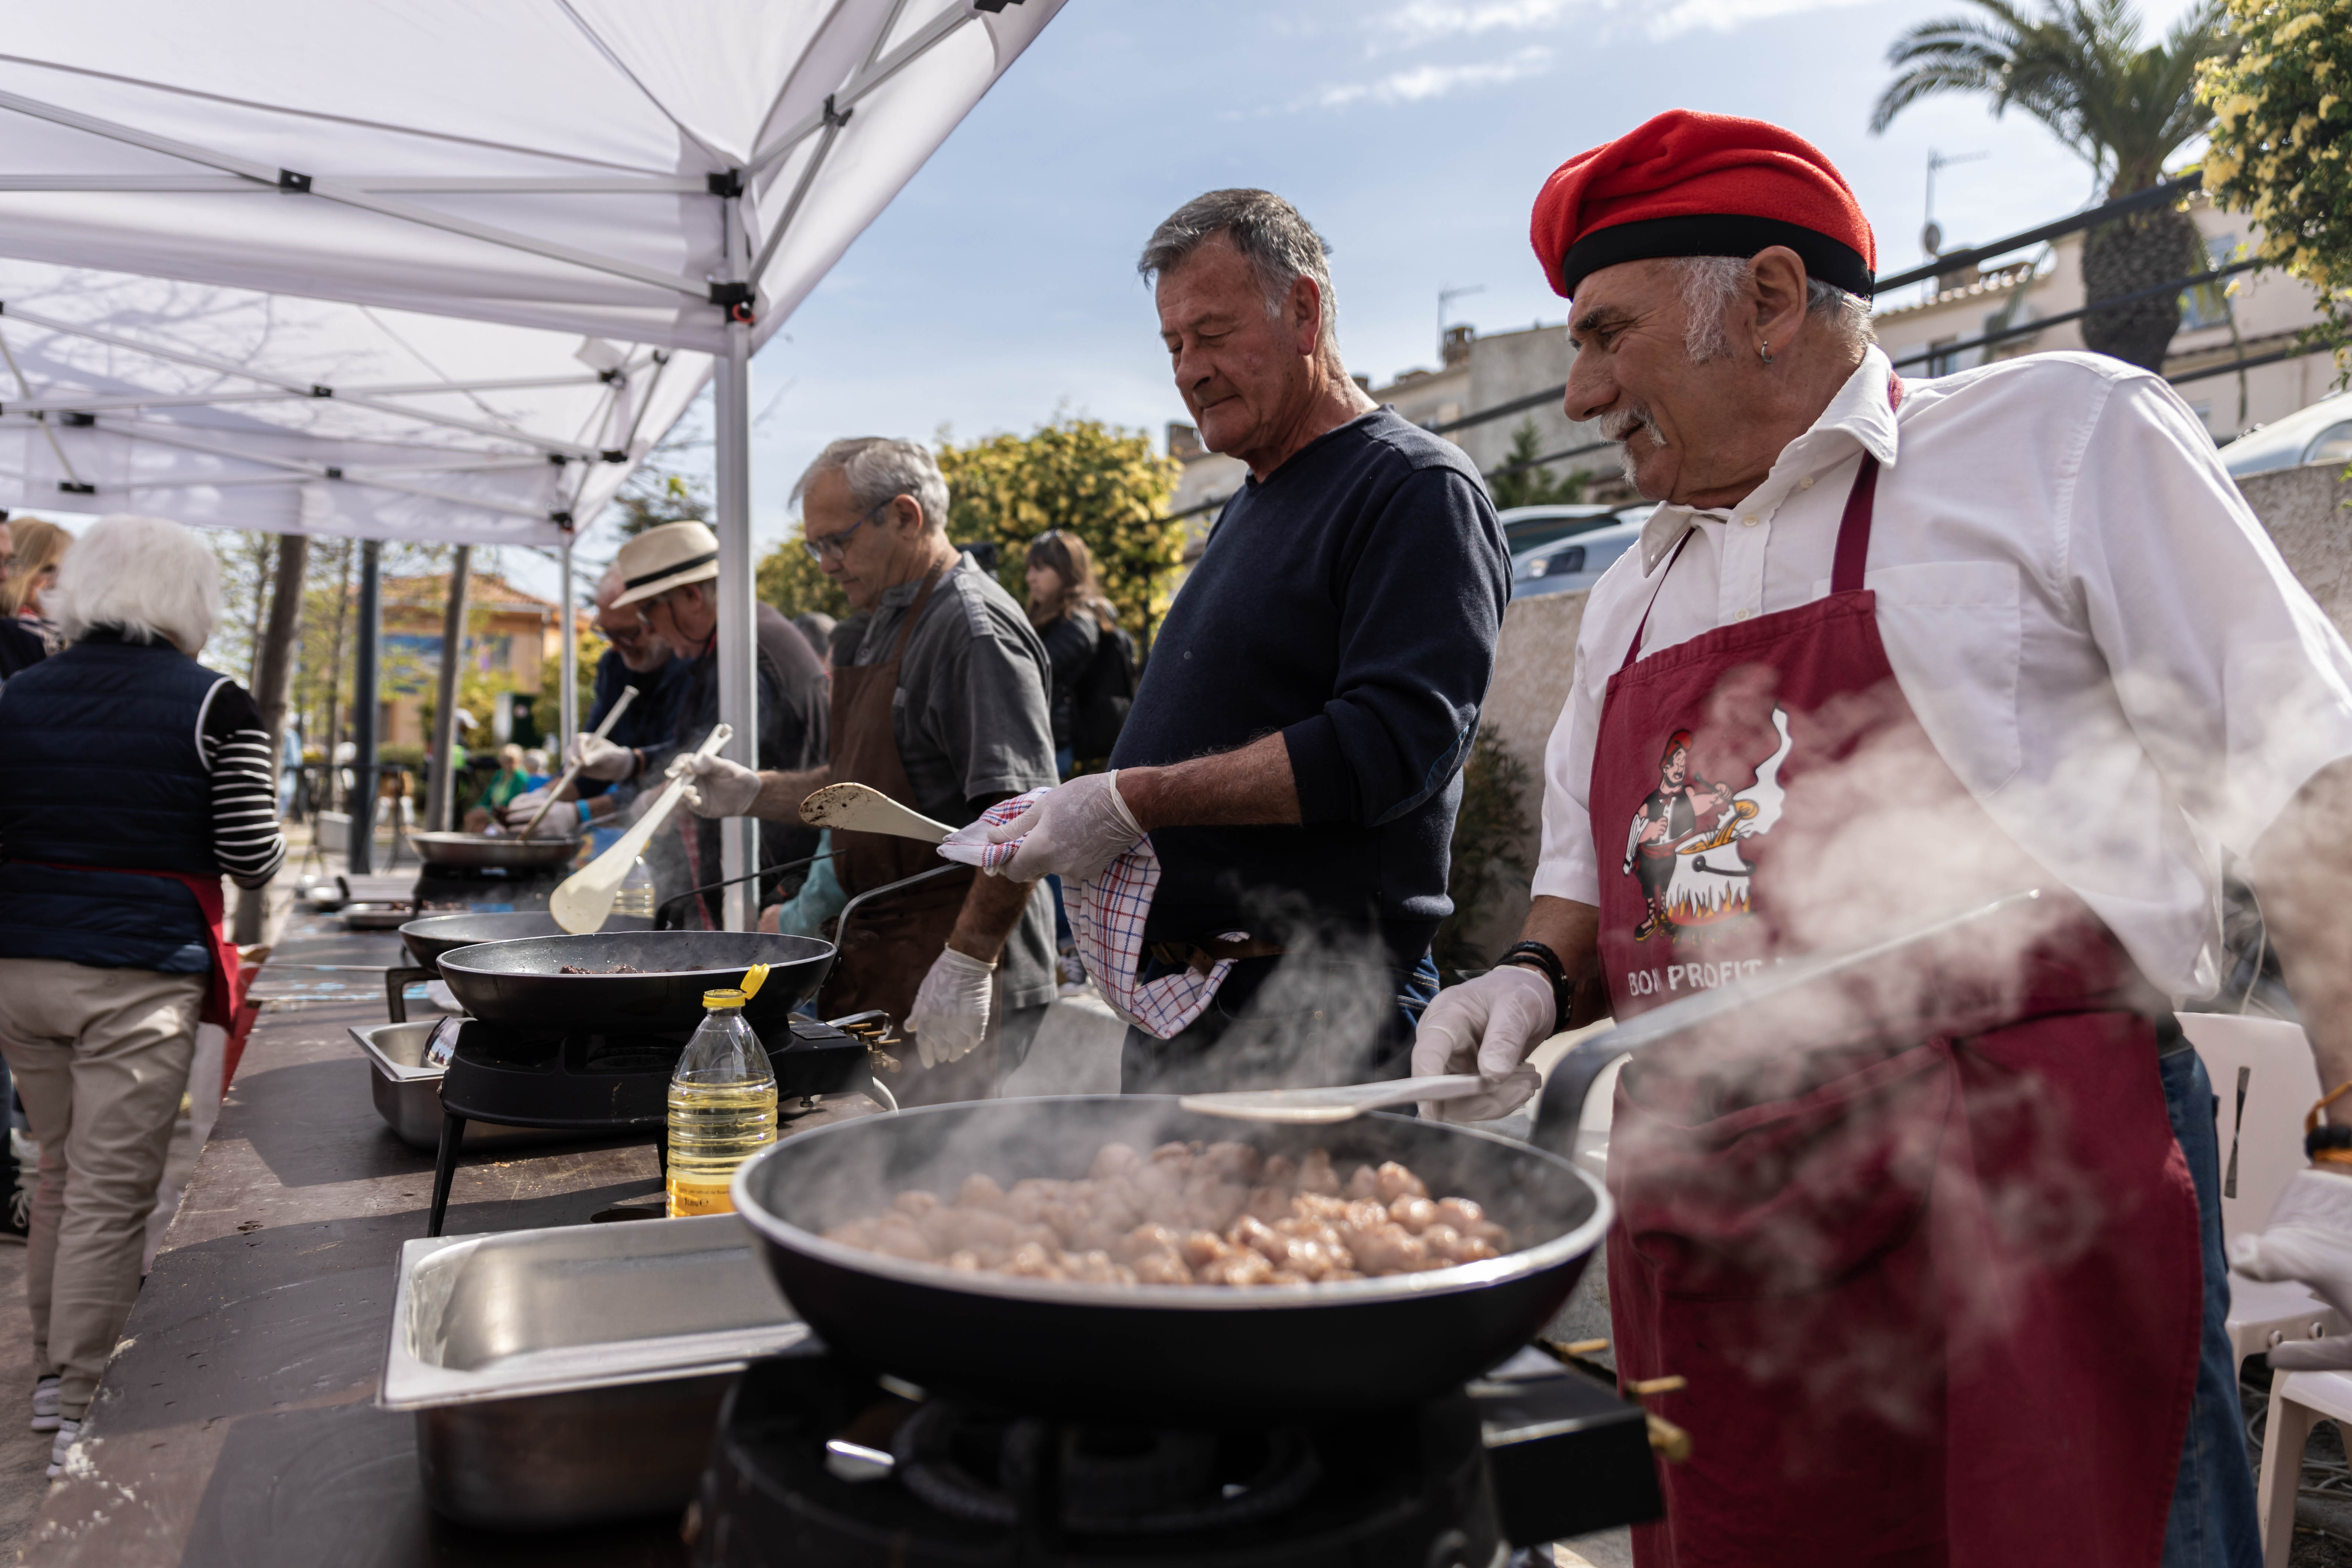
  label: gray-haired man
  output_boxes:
[981,189,1510,1091]
[678,438,1059,1105]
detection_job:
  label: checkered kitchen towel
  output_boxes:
[938,788,1234,1038]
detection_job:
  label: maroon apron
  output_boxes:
[1590,450,2202,1566]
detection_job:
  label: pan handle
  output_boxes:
[813,862,964,995]
[1523,887,2047,1163]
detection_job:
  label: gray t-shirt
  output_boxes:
[838,551,1060,1012]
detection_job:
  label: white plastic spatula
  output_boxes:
[797,782,956,843]
[548,722,733,935]
[1178,1074,1487,1125]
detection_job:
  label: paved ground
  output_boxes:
[0,1241,50,1565]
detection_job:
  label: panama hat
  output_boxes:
[610,520,721,609]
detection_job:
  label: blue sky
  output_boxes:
[528,0,2205,595]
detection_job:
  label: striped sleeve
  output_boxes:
[198,680,288,889]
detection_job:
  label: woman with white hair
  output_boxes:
[0,515,285,1478]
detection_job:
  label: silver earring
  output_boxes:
[1758,342,1774,364]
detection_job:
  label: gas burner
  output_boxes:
[689,1347,1662,1567]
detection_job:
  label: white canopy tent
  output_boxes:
[0,0,1065,922]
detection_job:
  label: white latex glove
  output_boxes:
[498,788,581,838]
[985,771,1144,884]
[570,733,636,782]
[671,753,763,819]
[905,945,994,1069]
[2233,1166,2352,1370]
[1410,964,1555,1122]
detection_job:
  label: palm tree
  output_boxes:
[1871,0,2234,370]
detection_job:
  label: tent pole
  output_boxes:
[349,540,382,876]
[424,546,472,833]
[715,202,757,932]
[559,536,578,765]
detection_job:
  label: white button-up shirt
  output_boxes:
[1534,346,2352,998]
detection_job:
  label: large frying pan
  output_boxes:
[409,831,582,872]
[436,931,833,1034]
[399,911,653,968]
[730,1095,1609,1417]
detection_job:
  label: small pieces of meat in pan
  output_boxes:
[556,962,647,974]
[819,1141,1511,1286]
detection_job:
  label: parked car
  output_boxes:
[1497,502,1642,556]
[1510,513,1652,599]
[2221,391,2352,477]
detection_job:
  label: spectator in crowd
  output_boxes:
[1024,530,1127,778]
[0,519,49,680]
[1,519,70,655]
[0,515,285,1479]
[462,743,533,832]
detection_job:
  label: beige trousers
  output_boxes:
[0,957,202,1421]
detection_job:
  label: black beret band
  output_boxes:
[1560,213,1873,300]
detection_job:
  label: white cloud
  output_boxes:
[1305,44,1556,111]
[1375,0,1573,48]
[1642,0,1873,40]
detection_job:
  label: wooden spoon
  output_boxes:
[798,782,956,844]
[516,684,637,839]
[548,723,732,934]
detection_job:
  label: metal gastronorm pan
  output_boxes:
[730,1095,1611,1418]
[408,830,583,871]
[379,1213,808,1529]
[345,1021,578,1152]
[435,930,832,1035]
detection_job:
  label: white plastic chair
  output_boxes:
[2179,1012,2347,1373]
[2258,1369,2352,1567]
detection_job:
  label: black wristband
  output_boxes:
[1498,941,1573,1036]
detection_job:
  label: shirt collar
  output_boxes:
[1636,346,1902,575]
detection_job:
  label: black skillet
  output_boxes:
[434,930,834,1034]
[398,910,653,968]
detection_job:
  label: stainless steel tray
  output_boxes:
[347,1021,574,1153]
[380,1214,809,1529]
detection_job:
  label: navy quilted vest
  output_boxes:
[0,638,226,971]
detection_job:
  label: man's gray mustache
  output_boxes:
[1599,405,1665,446]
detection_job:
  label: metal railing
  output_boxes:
[1154,168,2338,529]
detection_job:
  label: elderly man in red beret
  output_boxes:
[1411,109,2352,1564]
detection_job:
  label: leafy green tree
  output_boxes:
[1487,420,1591,510]
[1872,0,2234,369]
[935,417,1183,645]
[756,525,851,623]
[2197,0,2352,383]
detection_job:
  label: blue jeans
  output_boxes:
[2160,1045,2262,1567]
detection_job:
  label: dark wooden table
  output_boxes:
[20,911,690,1567]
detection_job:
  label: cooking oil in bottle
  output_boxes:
[611,857,658,919]
[666,966,777,1217]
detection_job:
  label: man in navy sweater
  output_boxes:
[987,189,1510,1090]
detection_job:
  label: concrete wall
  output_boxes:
[1455,460,2352,963]
[2243,463,2352,633]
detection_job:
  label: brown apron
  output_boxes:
[818,568,995,1105]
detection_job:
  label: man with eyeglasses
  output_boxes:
[675,437,1059,1106]
[587,520,828,926]
[500,564,690,839]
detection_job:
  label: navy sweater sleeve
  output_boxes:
[1280,464,1506,828]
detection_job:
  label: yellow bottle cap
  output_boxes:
[703,988,747,1010]
[740,962,770,1000]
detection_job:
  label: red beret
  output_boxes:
[1530,110,1875,300]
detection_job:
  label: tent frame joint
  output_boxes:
[277,169,311,193]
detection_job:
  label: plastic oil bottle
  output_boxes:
[665,963,777,1217]
[611,856,658,919]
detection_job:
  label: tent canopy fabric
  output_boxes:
[0,0,1063,543]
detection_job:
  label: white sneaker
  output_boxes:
[44,1417,78,1480]
[29,1375,57,1432]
